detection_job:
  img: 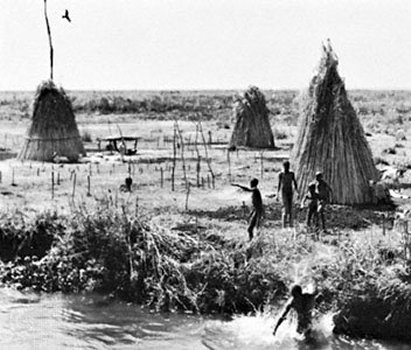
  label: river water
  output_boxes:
[0,289,408,350]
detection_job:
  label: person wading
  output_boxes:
[273,284,322,338]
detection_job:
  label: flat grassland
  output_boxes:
[0,89,410,341]
[0,89,409,214]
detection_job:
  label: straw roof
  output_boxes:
[229,86,275,149]
[18,80,85,162]
[291,43,379,205]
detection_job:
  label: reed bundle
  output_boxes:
[292,44,379,204]
[18,80,85,162]
[229,86,275,149]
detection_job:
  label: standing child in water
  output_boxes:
[273,284,321,338]
[232,178,263,241]
[301,182,319,228]
[277,161,299,228]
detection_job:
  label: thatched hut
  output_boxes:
[229,86,275,149]
[291,44,380,205]
[19,80,85,162]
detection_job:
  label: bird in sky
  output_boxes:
[62,9,71,23]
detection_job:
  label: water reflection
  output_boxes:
[0,289,408,350]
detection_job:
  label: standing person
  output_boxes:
[315,172,332,230]
[273,284,321,338]
[232,178,263,241]
[277,161,299,228]
[301,182,319,228]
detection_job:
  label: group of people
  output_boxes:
[232,160,333,241]
[233,161,332,338]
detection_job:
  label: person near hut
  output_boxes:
[315,172,332,230]
[273,284,321,338]
[232,178,263,241]
[277,161,299,228]
[301,182,319,228]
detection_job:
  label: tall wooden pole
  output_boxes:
[44,0,54,81]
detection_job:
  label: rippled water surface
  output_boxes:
[0,289,408,350]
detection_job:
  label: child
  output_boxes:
[232,178,263,241]
[277,161,299,228]
[315,172,332,230]
[301,182,319,228]
[273,284,321,338]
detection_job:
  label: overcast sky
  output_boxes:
[1,0,410,90]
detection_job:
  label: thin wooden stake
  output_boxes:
[51,170,55,199]
[171,126,177,191]
[11,167,15,186]
[227,149,231,182]
[87,174,91,196]
[185,183,191,211]
[43,0,54,80]
[72,172,77,199]
[260,151,264,179]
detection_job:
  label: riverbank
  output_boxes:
[0,203,410,342]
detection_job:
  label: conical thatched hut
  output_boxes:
[291,44,379,205]
[19,80,85,162]
[229,86,275,149]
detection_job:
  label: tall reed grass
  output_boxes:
[0,204,410,341]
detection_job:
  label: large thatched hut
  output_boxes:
[19,80,85,162]
[229,86,275,149]
[291,44,379,205]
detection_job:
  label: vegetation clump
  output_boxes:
[0,206,287,313]
[0,205,410,342]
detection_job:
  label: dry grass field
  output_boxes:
[0,89,409,215]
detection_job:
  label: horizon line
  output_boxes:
[2,87,411,93]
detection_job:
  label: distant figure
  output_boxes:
[301,182,319,228]
[232,178,263,241]
[118,141,127,155]
[315,172,332,230]
[273,284,321,338]
[277,161,299,228]
[120,176,133,192]
[62,9,71,22]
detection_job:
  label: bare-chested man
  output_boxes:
[277,161,299,228]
